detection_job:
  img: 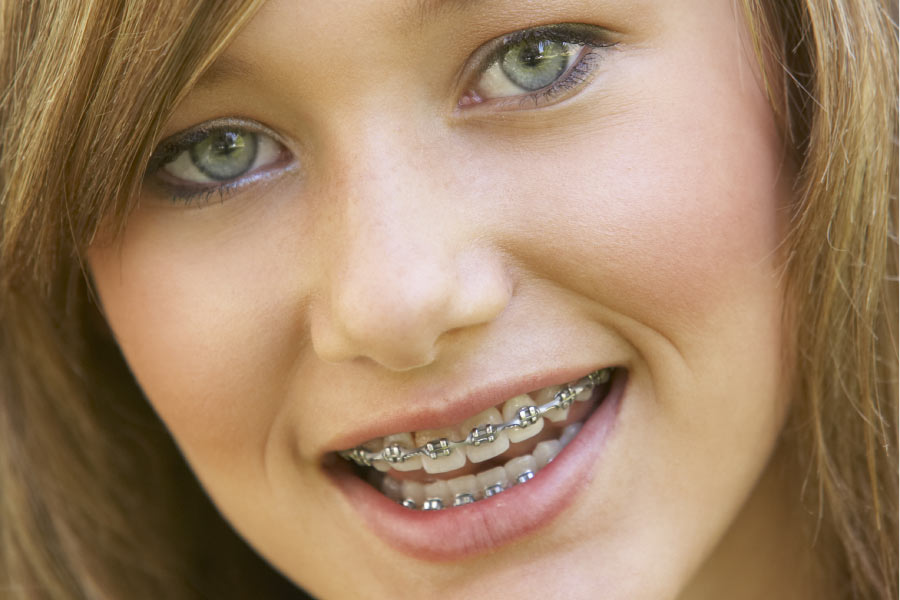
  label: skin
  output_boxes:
[88,0,817,597]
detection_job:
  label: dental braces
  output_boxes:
[414,472,534,511]
[396,465,546,511]
[338,368,611,468]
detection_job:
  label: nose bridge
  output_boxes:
[311,122,510,370]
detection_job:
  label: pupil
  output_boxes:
[213,131,243,156]
[521,42,544,67]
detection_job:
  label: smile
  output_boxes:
[337,368,616,511]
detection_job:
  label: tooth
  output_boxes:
[356,438,389,470]
[459,408,509,463]
[533,439,562,469]
[505,454,538,484]
[502,394,544,443]
[530,384,560,405]
[414,429,466,474]
[381,476,403,502]
[560,422,582,447]
[401,480,426,508]
[532,384,569,422]
[383,433,423,472]
[447,474,480,503]
[575,381,594,402]
[590,368,611,386]
[476,466,510,497]
[423,480,453,509]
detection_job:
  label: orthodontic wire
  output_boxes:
[338,368,612,468]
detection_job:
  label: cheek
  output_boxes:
[87,209,305,463]
[480,64,789,353]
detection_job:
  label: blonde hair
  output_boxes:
[742,1,898,597]
[0,1,895,598]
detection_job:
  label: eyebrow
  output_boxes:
[194,54,258,90]
[407,0,482,25]
[194,0,482,90]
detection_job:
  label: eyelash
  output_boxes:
[145,23,615,205]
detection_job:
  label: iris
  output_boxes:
[190,129,259,180]
[500,39,574,91]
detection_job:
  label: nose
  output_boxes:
[309,137,512,371]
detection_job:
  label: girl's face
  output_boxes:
[89,0,799,597]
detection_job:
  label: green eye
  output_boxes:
[461,23,614,107]
[154,122,287,196]
[500,39,575,91]
[190,129,259,180]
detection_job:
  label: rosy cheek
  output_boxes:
[472,113,784,345]
[484,59,786,344]
[88,208,305,458]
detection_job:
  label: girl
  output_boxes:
[1,1,896,598]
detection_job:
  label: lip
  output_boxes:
[325,369,627,561]
[323,364,618,453]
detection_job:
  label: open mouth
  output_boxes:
[336,367,617,511]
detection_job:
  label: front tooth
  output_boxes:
[423,480,453,509]
[460,408,509,463]
[475,467,509,498]
[533,439,562,468]
[502,394,544,443]
[559,422,582,447]
[383,433,423,472]
[401,480,426,508]
[477,466,510,497]
[414,429,466,474]
[448,474,480,504]
[505,454,538,484]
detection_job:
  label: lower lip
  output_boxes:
[325,370,627,561]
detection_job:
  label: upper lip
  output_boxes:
[321,363,612,456]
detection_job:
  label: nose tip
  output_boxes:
[311,248,511,371]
